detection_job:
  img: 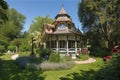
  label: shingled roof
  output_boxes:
[43,5,82,35]
[55,5,70,19]
[58,6,67,15]
[54,5,72,23]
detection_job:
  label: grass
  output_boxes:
[42,58,104,80]
[0,53,104,80]
[0,53,12,60]
[76,54,89,61]
[19,51,31,56]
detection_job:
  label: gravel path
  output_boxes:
[75,58,96,64]
[11,54,19,60]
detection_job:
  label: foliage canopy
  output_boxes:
[78,0,120,49]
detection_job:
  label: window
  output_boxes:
[61,15,65,17]
[59,23,65,29]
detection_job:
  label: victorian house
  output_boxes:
[43,6,82,56]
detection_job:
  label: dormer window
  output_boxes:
[61,15,65,17]
[59,23,65,29]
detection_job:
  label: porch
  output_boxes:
[44,34,82,55]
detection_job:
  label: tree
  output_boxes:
[0,8,26,53]
[7,8,26,38]
[0,8,26,46]
[32,31,43,48]
[78,0,120,49]
[29,16,53,48]
[0,0,8,46]
[0,0,8,23]
[29,16,54,33]
[10,38,22,53]
[20,32,31,52]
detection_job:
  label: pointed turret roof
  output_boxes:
[55,5,70,18]
[54,5,72,23]
[58,5,67,15]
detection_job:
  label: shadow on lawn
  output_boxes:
[0,58,45,80]
[60,69,98,80]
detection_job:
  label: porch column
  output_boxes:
[56,35,59,52]
[75,36,77,54]
[66,35,69,54]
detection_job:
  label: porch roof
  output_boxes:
[45,29,81,35]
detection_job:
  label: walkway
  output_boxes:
[11,54,19,60]
[75,58,96,64]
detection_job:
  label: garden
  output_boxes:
[1,44,120,80]
[13,48,91,71]
[1,49,120,80]
[0,50,103,80]
[1,0,120,80]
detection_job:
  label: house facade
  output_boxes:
[43,6,82,56]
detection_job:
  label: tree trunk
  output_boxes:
[16,46,19,53]
[108,40,114,50]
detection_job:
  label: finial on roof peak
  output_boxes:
[55,4,70,19]
[58,4,67,15]
[62,4,64,7]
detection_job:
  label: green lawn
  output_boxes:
[43,58,104,80]
[0,53,12,60]
[0,53,104,80]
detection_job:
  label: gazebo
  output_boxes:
[43,6,82,56]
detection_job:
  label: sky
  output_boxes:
[5,0,82,32]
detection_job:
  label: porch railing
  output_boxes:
[68,48,75,52]
[51,48,76,53]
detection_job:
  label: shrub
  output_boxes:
[96,53,120,80]
[15,53,75,70]
[35,48,51,59]
[0,45,5,53]
[29,56,42,63]
[90,47,112,57]
[15,56,29,69]
[19,52,30,56]
[61,55,71,62]
[49,53,60,63]
[7,45,16,51]
[15,56,41,69]
[23,61,75,71]
[20,45,31,52]
[26,63,37,70]
[40,61,75,70]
